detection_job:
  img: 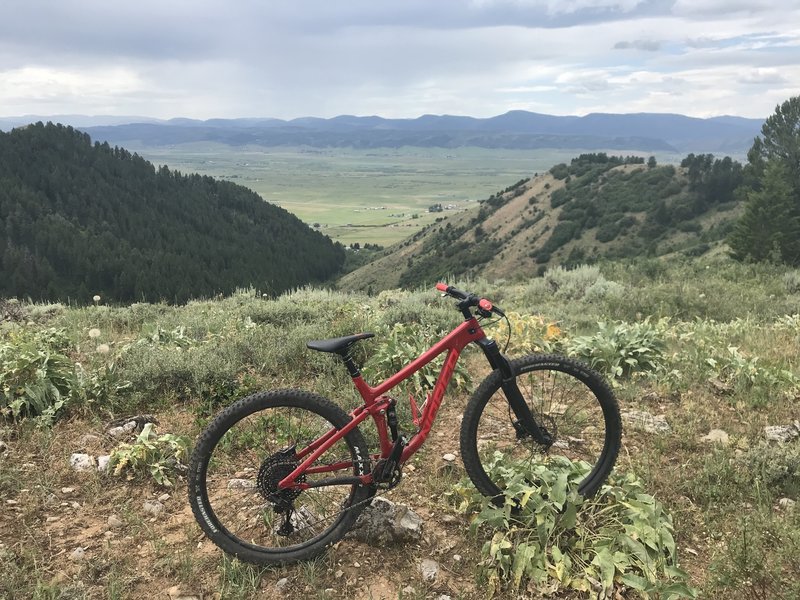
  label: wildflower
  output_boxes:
[96,344,110,354]
[89,328,101,339]
[93,295,101,303]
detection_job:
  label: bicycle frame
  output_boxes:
[278,317,487,491]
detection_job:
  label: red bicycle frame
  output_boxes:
[278,317,487,491]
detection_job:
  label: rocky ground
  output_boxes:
[0,396,493,600]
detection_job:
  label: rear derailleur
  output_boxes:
[258,445,305,537]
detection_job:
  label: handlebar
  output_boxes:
[435,283,505,318]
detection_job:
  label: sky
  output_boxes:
[1,0,799,121]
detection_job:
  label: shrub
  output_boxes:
[109,422,191,486]
[451,456,696,598]
[783,270,800,294]
[566,320,667,378]
[485,312,562,355]
[364,322,471,400]
[0,327,76,424]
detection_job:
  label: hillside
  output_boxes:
[339,153,744,291]
[0,111,762,154]
[0,123,344,303]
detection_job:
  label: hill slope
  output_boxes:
[0,123,344,302]
[339,154,744,291]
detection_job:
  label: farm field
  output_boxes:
[132,145,683,245]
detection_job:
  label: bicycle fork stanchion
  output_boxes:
[475,338,552,446]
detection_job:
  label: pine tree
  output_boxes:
[729,95,800,266]
[729,162,800,264]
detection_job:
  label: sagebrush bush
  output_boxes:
[783,270,800,294]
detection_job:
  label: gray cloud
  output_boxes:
[1,0,799,119]
[613,39,663,51]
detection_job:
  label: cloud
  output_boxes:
[613,39,662,51]
[0,0,798,119]
[738,69,789,85]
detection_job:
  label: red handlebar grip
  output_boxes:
[479,298,493,311]
[435,283,449,292]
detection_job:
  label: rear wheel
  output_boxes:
[188,390,373,565]
[460,354,621,501]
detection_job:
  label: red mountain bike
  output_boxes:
[188,284,621,564]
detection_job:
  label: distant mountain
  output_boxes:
[0,123,344,303]
[338,153,745,291]
[0,115,162,130]
[1,110,763,154]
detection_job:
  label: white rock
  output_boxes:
[143,500,164,516]
[227,478,256,490]
[46,516,59,523]
[419,558,439,582]
[275,577,290,591]
[453,554,462,562]
[107,514,124,529]
[778,497,796,511]
[69,547,86,562]
[108,421,137,438]
[158,493,171,502]
[442,453,457,462]
[700,429,730,445]
[61,487,75,494]
[622,410,671,434]
[402,586,416,595]
[69,453,95,472]
[165,585,201,600]
[764,425,800,443]
[96,455,111,473]
[349,497,423,544]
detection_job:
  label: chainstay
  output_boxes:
[265,482,391,541]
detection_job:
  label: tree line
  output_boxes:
[0,123,345,303]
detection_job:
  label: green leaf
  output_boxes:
[592,548,616,591]
[661,581,699,598]
[620,572,651,591]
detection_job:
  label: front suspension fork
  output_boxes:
[475,338,553,446]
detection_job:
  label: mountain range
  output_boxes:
[0,111,764,154]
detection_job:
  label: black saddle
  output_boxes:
[306,332,375,355]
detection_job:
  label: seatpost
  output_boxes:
[339,352,361,378]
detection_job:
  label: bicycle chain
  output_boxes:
[268,474,397,539]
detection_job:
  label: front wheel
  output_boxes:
[460,354,621,502]
[188,390,374,565]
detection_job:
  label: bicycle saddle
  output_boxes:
[306,332,375,355]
